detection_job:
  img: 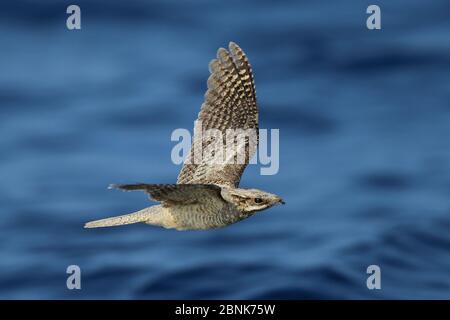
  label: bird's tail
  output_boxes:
[84,207,158,229]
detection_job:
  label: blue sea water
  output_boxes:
[0,0,449,299]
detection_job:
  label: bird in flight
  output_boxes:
[85,42,284,230]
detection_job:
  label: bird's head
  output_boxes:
[221,187,285,214]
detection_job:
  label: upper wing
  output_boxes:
[109,183,223,206]
[177,42,258,188]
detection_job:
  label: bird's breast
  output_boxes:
[169,201,243,230]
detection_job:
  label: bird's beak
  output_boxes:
[278,199,285,205]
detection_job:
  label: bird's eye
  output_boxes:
[254,198,263,204]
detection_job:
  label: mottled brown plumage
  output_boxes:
[85,42,284,231]
[177,42,258,187]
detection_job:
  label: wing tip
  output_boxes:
[108,183,122,190]
[228,41,238,50]
[108,183,145,191]
[216,47,230,61]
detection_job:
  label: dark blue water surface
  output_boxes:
[1,0,449,299]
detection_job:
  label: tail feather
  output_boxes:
[84,208,154,229]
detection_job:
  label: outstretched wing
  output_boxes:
[110,183,223,206]
[177,42,258,188]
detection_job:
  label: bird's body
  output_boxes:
[85,42,284,231]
